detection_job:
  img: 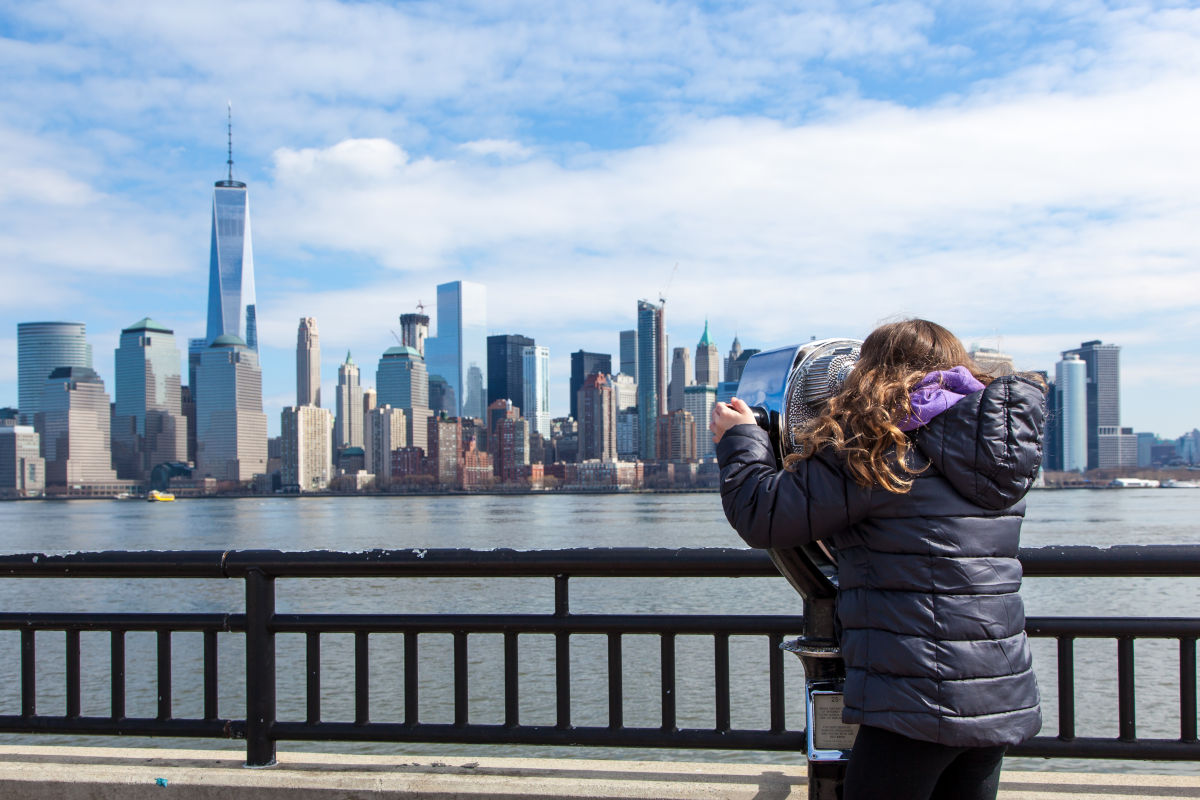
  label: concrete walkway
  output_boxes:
[1,745,1199,799]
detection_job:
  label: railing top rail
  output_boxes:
[1,545,1200,579]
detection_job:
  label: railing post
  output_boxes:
[245,567,277,767]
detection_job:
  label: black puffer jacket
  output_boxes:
[716,374,1045,747]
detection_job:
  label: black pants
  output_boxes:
[842,724,1006,800]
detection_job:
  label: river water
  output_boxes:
[1,489,1198,774]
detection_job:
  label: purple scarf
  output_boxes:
[899,366,985,432]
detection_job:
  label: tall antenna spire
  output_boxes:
[226,101,234,183]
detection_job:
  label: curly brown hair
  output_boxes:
[785,319,993,493]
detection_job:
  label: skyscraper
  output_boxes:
[335,353,364,451]
[569,350,612,420]
[695,321,719,386]
[377,345,431,452]
[37,367,118,486]
[578,372,617,462]
[0,425,43,497]
[206,108,257,350]
[1055,354,1087,472]
[522,345,551,437]
[365,405,407,483]
[1061,340,1126,469]
[636,300,666,460]
[112,318,186,479]
[400,311,430,356]
[297,318,321,407]
[619,330,637,377]
[281,405,333,492]
[195,335,267,482]
[668,346,692,412]
[488,334,534,409]
[17,321,92,426]
[725,335,743,382]
[684,384,717,459]
[426,280,487,419]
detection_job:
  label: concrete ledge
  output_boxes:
[1,745,1199,799]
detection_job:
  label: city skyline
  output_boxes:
[0,3,1197,436]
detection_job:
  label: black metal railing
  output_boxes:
[1,546,1198,766]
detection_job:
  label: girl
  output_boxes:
[710,319,1045,800]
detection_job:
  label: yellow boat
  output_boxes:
[147,490,176,502]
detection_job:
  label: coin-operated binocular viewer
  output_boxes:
[734,338,861,800]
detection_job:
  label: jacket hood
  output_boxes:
[913,374,1046,510]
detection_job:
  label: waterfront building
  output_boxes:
[461,439,493,487]
[376,345,430,452]
[684,384,717,459]
[570,351,612,420]
[487,334,534,409]
[1062,340,1130,469]
[636,300,667,460]
[37,367,118,486]
[1137,432,1157,468]
[399,311,430,356]
[724,335,743,383]
[668,346,692,412]
[578,373,617,462]
[616,409,639,460]
[194,335,267,482]
[428,415,463,486]
[280,405,333,492]
[17,321,92,425]
[695,321,719,386]
[656,409,697,464]
[522,345,552,436]
[112,318,186,480]
[425,280,487,419]
[296,318,321,407]
[1056,354,1087,472]
[619,329,637,378]
[0,425,44,497]
[335,353,364,451]
[365,405,407,484]
[969,345,1015,377]
[205,111,257,350]
[496,416,531,483]
[336,447,366,475]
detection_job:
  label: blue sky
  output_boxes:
[1,1,1197,437]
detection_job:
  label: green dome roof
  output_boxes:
[210,334,247,347]
[383,345,422,358]
[698,319,714,347]
[123,317,173,334]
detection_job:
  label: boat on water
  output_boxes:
[1162,479,1200,489]
[147,490,176,502]
[1109,477,1161,488]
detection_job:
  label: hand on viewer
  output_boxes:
[710,397,757,444]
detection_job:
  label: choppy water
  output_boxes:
[1,489,1198,774]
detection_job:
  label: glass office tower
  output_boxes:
[113,318,186,479]
[426,281,487,419]
[195,335,267,482]
[636,300,666,460]
[17,322,92,425]
[206,178,257,350]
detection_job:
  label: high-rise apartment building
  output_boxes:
[684,384,717,459]
[17,322,92,426]
[426,280,487,419]
[656,409,696,464]
[296,317,321,407]
[522,345,552,437]
[0,426,44,497]
[280,405,333,492]
[376,346,430,452]
[335,353,364,451]
[636,300,667,460]
[428,416,463,485]
[619,330,637,377]
[1061,340,1128,469]
[668,346,692,412]
[569,351,612,420]
[37,367,118,486]
[112,318,186,480]
[365,405,406,484]
[695,321,719,386]
[206,112,257,350]
[611,373,637,412]
[487,334,534,408]
[578,373,617,462]
[194,335,267,482]
[1055,355,1087,472]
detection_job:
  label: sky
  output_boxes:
[1,0,1197,438]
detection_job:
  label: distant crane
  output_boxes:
[659,262,679,306]
[390,329,404,346]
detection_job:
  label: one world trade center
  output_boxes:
[205,106,257,350]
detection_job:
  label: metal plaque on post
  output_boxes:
[735,338,861,799]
